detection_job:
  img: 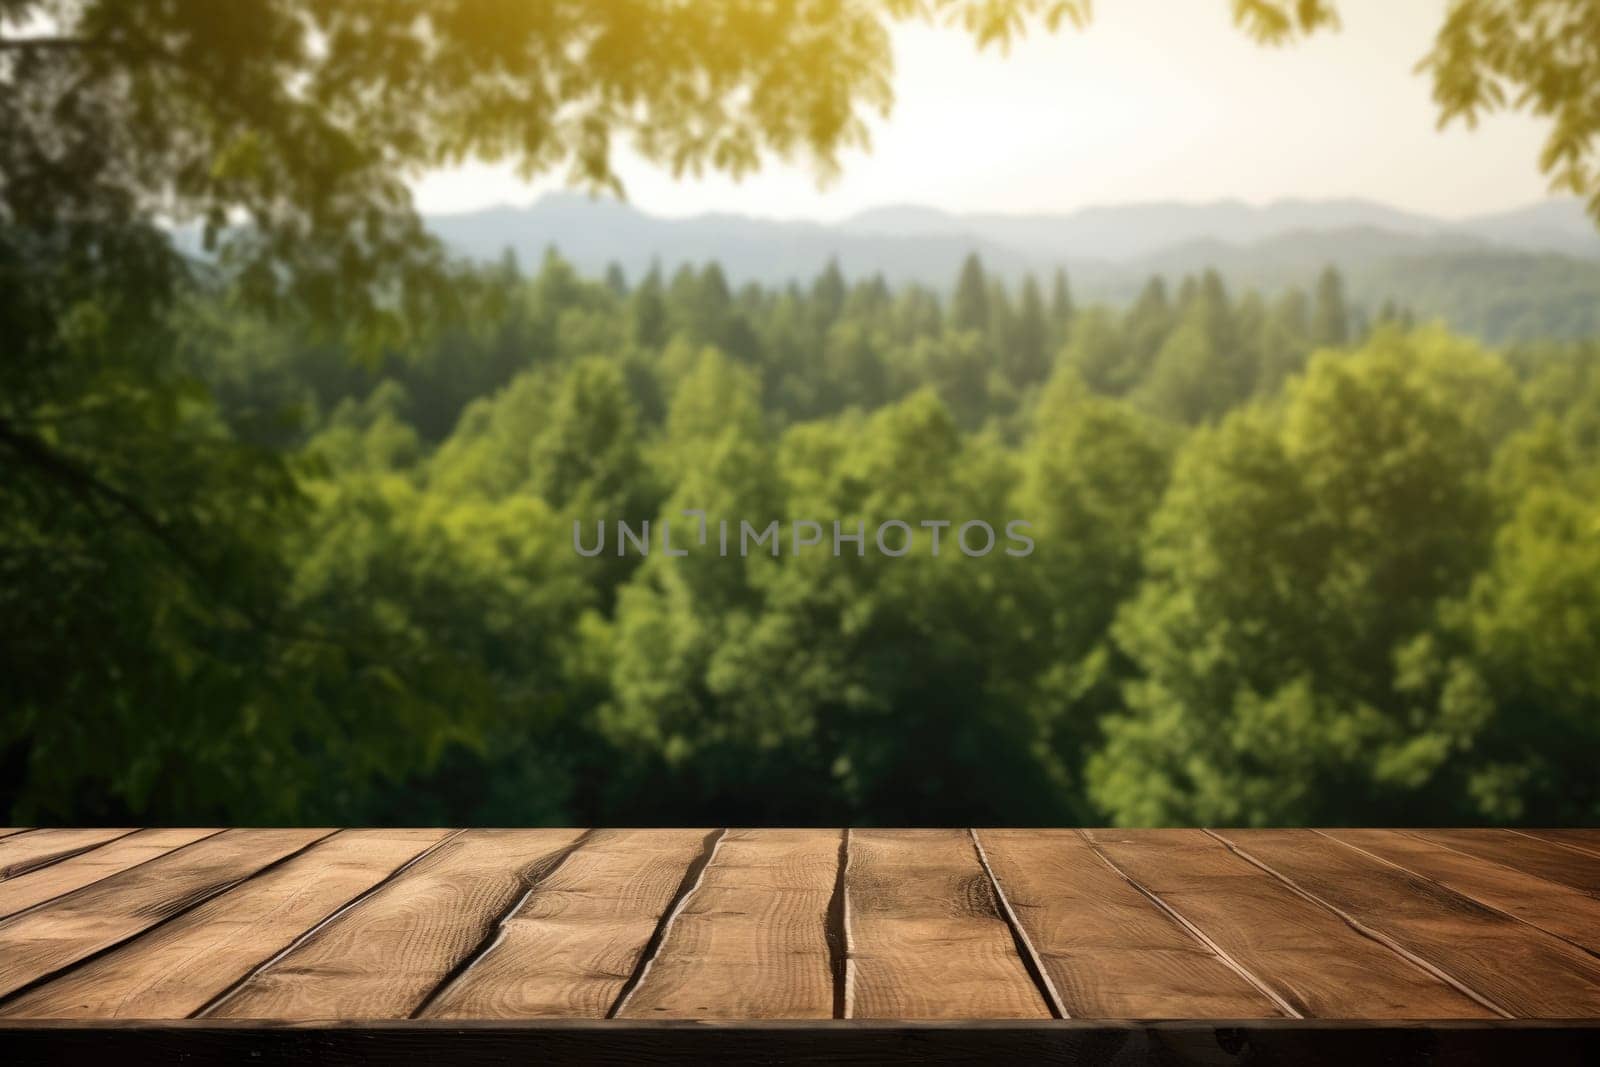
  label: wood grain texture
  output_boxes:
[1,827,1597,1033]
[976,829,1285,1019]
[203,829,585,1020]
[1083,830,1492,1020]
[1413,829,1600,896]
[1216,829,1600,1018]
[0,830,450,1020]
[0,829,330,1002]
[618,829,838,1020]
[0,829,218,920]
[0,829,30,840]
[1324,829,1600,955]
[422,829,709,1019]
[1519,829,1600,859]
[0,829,135,880]
[846,829,1049,1020]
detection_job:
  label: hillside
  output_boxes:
[427,194,1600,342]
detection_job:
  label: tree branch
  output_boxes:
[0,415,446,666]
[0,415,219,590]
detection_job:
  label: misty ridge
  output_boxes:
[427,193,1600,343]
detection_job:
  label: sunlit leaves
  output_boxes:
[0,0,1084,342]
[1421,0,1600,223]
[1230,0,1340,45]
[899,0,1094,51]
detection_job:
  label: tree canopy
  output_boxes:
[3,0,1598,827]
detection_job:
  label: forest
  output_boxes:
[5,0,1600,830]
[6,244,1598,827]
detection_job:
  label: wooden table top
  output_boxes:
[1,827,1598,1059]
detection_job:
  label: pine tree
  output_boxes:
[1013,275,1050,387]
[631,263,667,348]
[1050,267,1076,342]
[1197,269,1237,353]
[604,261,629,297]
[666,263,732,345]
[951,252,989,334]
[1311,265,1351,348]
[812,258,847,330]
[987,279,1016,363]
[700,262,732,307]
[1176,273,1199,310]
[1256,286,1312,396]
[497,246,522,283]
[893,285,944,345]
[1123,276,1174,387]
[847,274,893,321]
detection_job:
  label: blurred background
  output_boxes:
[2,1,1597,827]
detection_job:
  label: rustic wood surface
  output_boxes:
[847,829,1052,1020]
[203,829,584,1020]
[617,828,838,1020]
[1082,829,1496,1020]
[423,828,712,1020]
[0,828,136,880]
[0,828,218,920]
[1213,830,1600,1018]
[0,828,1596,1030]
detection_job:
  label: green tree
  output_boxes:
[1447,474,1600,822]
[813,259,848,332]
[631,264,669,349]
[599,356,798,819]
[604,262,629,298]
[1310,265,1351,348]
[1256,286,1313,395]
[1061,308,1133,395]
[1017,371,1175,811]
[1122,276,1175,388]
[1012,274,1051,388]
[1136,270,1252,423]
[531,358,656,519]
[1091,328,1520,825]
[1050,267,1077,343]
[951,253,991,334]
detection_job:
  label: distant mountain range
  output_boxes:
[426,193,1600,341]
[843,197,1600,262]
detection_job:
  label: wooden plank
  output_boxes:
[1412,830,1600,896]
[1325,829,1600,955]
[0,829,219,920]
[0,829,330,1002]
[422,829,709,1019]
[0,829,30,840]
[203,829,585,1020]
[617,829,838,1020]
[1082,830,1491,1019]
[1215,829,1600,1018]
[845,829,1049,1020]
[1519,829,1600,859]
[0,829,136,880]
[976,829,1285,1018]
[0,830,451,1020]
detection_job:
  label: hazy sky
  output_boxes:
[413,0,1555,221]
